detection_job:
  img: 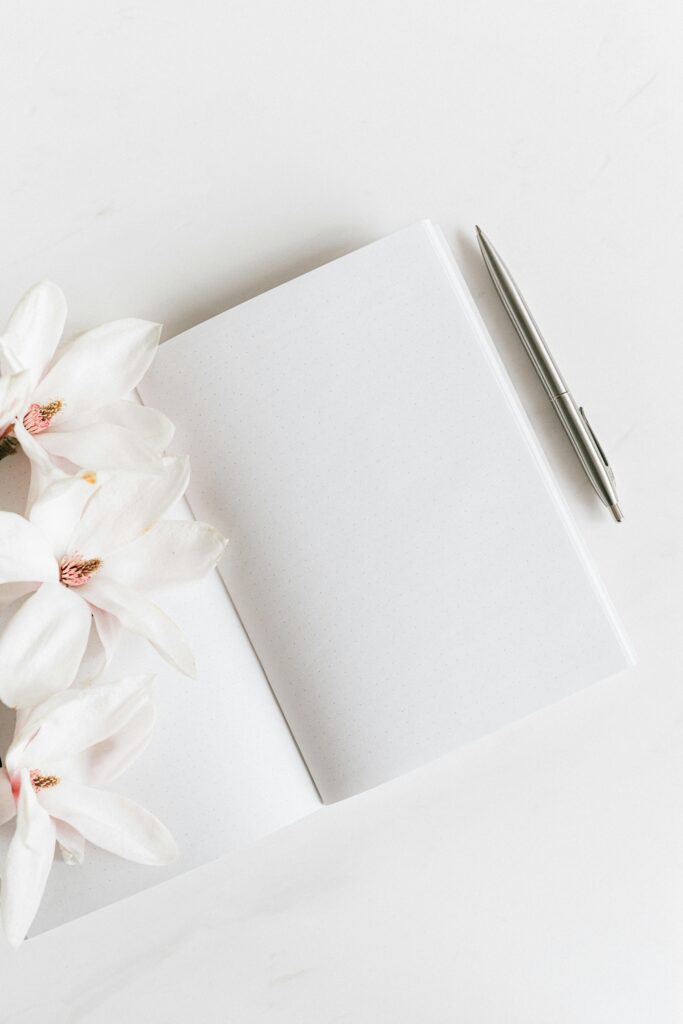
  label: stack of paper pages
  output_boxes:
[3,221,630,935]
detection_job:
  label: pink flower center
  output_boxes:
[59,553,102,587]
[8,771,60,798]
[23,400,64,435]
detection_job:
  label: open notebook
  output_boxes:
[10,221,631,935]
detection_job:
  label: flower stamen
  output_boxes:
[59,553,102,587]
[30,771,60,791]
[23,399,64,435]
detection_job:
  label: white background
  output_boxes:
[1,1,682,1020]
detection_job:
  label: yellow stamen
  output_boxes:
[31,772,60,790]
[38,400,63,419]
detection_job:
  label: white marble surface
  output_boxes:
[1,1,682,1020]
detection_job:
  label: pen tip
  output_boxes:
[475,224,482,236]
[610,503,623,523]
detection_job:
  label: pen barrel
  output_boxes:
[476,230,567,397]
[477,227,621,519]
[499,290,567,399]
[551,393,618,509]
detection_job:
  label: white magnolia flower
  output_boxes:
[0,456,226,707]
[0,281,172,471]
[0,675,177,947]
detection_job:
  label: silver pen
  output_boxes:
[475,226,623,523]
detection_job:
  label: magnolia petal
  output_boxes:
[55,820,85,865]
[26,452,103,560]
[102,400,174,451]
[0,582,92,708]
[104,520,227,591]
[60,399,175,454]
[0,336,26,376]
[11,675,154,771]
[0,512,58,584]
[85,575,196,677]
[33,319,162,415]
[13,416,90,516]
[71,456,189,558]
[93,605,123,665]
[4,281,67,387]
[12,416,64,512]
[0,370,32,427]
[0,769,16,827]
[39,421,167,471]
[73,604,124,685]
[39,781,178,866]
[65,700,156,786]
[73,617,107,685]
[2,770,56,947]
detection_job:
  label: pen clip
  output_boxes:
[579,406,615,484]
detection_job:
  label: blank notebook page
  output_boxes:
[141,222,631,803]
